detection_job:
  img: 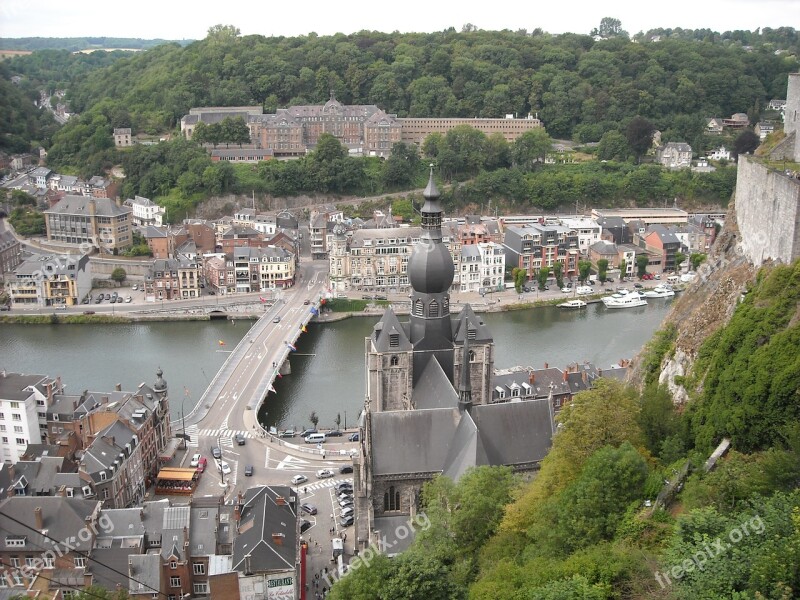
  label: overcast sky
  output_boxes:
[1,0,798,41]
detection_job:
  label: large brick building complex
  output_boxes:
[181,96,543,158]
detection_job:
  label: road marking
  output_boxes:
[276,455,311,470]
[264,447,271,468]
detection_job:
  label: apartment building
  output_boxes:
[503,223,579,281]
[8,254,92,308]
[459,242,505,293]
[144,257,201,301]
[45,195,132,252]
[0,373,62,464]
[125,195,165,227]
[0,231,22,275]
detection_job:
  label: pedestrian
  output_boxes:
[315,573,319,580]
[342,532,346,542]
[322,451,326,459]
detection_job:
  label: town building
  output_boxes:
[722,113,750,129]
[114,128,133,147]
[558,216,602,256]
[225,246,296,293]
[80,419,145,508]
[0,373,62,464]
[591,208,689,226]
[755,121,776,140]
[588,240,619,270]
[398,114,542,146]
[144,257,201,301]
[44,196,132,252]
[636,224,682,273]
[0,230,22,275]
[125,195,165,227]
[458,242,505,293]
[8,254,92,308]
[656,142,693,169]
[210,147,274,163]
[708,146,732,161]
[502,223,579,281]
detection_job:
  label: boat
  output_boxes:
[604,294,648,309]
[642,285,675,299]
[601,289,643,306]
[558,299,587,309]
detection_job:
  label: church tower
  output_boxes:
[407,167,456,382]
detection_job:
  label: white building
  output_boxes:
[0,372,61,464]
[709,146,732,161]
[477,241,505,292]
[559,217,602,256]
[125,196,165,227]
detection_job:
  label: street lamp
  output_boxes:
[181,388,188,450]
[218,435,225,486]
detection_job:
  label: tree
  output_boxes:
[733,130,760,158]
[511,128,552,171]
[593,17,626,38]
[597,130,630,162]
[636,254,649,278]
[537,266,551,290]
[674,251,686,272]
[334,412,341,429]
[597,258,609,283]
[626,116,655,163]
[578,260,592,283]
[619,258,627,280]
[553,262,564,289]
[690,253,707,271]
[514,268,527,293]
[110,267,127,283]
[309,411,319,429]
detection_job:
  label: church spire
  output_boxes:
[458,328,473,412]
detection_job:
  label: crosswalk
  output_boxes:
[297,477,353,493]
[183,425,256,449]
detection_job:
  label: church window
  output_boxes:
[390,355,399,366]
[428,300,439,318]
[389,334,399,348]
[384,486,400,511]
[468,350,476,362]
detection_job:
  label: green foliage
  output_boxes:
[553,261,564,288]
[537,266,550,290]
[8,207,45,235]
[325,298,367,312]
[596,258,608,282]
[619,258,627,279]
[663,491,800,599]
[688,261,800,453]
[0,63,58,153]
[626,116,656,162]
[638,324,677,387]
[578,260,592,283]
[690,252,707,270]
[511,128,553,171]
[674,251,686,271]
[110,267,127,282]
[636,254,649,277]
[638,383,681,459]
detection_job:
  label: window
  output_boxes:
[15,438,25,446]
[170,561,177,569]
[0,413,4,420]
[74,557,86,568]
[99,471,107,481]
[13,426,22,433]
[25,556,34,567]
[193,582,209,595]
[102,489,110,500]
[0,426,4,432]
[43,555,54,568]
[383,485,400,511]
[11,414,20,422]
[390,355,399,367]
[170,577,181,588]
[193,563,205,575]
[9,556,20,567]
[10,402,19,409]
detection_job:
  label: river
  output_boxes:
[0,299,672,429]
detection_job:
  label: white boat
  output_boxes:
[558,299,587,309]
[604,294,648,309]
[601,289,643,306]
[642,285,675,298]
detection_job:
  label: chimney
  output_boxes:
[234,504,241,525]
[271,533,285,545]
[102,396,109,404]
[582,371,587,384]
[563,370,568,382]
[35,507,44,530]
[598,368,603,377]
[529,371,535,384]
[276,496,286,506]
[88,199,96,216]
[544,362,549,369]
[115,383,122,392]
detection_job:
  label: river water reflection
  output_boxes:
[0,299,671,428]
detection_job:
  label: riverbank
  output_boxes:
[0,313,259,324]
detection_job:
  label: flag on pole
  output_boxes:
[276,371,283,379]
[269,384,277,393]
[218,340,226,346]
[310,306,319,315]
[286,342,297,352]
[301,325,308,333]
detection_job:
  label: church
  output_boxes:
[355,169,556,551]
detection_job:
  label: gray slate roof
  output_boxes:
[412,357,459,410]
[46,195,130,218]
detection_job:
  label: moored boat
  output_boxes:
[604,294,648,309]
[558,299,587,309]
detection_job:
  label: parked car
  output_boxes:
[340,506,355,518]
[83,310,95,315]
[196,457,207,473]
[292,474,308,485]
[211,446,222,459]
[339,465,353,474]
[244,465,254,476]
[131,284,138,291]
[339,515,354,527]
[279,430,296,438]
[375,294,387,300]
[348,432,360,442]
[95,297,103,303]
[116,297,123,303]
[300,503,317,515]
[125,296,132,303]
[327,430,343,437]
[300,429,317,438]
[339,498,354,509]
[190,453,202,467]
[336,482,353,494]
[337,492,353,502]
[300,520,313,533]
[217,461,231,475]
[316,469,335,479]
[235,433,246,446]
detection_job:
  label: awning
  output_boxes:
[156,468,197,482]
[158,438,181,462]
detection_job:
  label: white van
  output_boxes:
[576,286,593,295]
[305,433,326,444]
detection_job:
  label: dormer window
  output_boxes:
[389,334,399,348]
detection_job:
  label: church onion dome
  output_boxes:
[408,241,454,294]
[153,367,167,393]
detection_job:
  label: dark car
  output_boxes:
[300,520,313,533]
[300,428,317,438]
[339,465,353,474]
[244,465,254,476]
[303,299,310,304]
[211,446,222,459]
[300,503,317,516]
[336,482,353,494]
[235,433,246,446]
[95,297,103,303]
[340,515,354,527]
[375,295,387,300]
[348,432,360,442]
[327,430,343,437]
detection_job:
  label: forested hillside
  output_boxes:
[0,37,191,52]
[331,260,800,599]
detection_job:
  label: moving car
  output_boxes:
[291,474,308,485]
[244,465,254,476]
[316,469,335,479]
[196,457,207,473]
[348,432,360,442]
[273,316,281,323]
[235,433,246,446]
[190,453,202,467]
[83,310,95,315]
[279,430,296,438]
[300,503,317,515]
[339,465,353,474]
[303,299,310,305]
[211,446,222,459]
[217,461,231,475]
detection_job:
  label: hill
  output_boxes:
[0,37,193,52]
